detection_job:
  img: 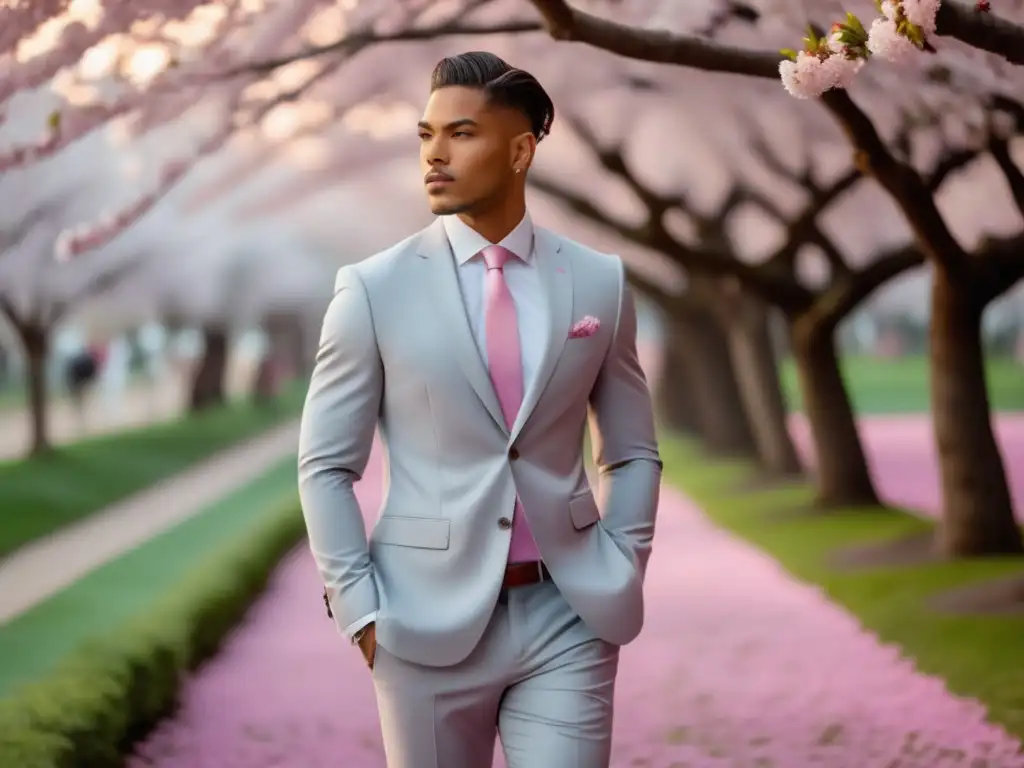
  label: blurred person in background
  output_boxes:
[299,51,661,767]
[66,338,106,428]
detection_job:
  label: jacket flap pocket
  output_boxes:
[568,492,601,530]
[374,516,450,550]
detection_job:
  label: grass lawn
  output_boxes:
[779,355,1024,414]
[0,455,300,698]
[661,435,1024,740]
[0,388,22,411]
[0,385,304,557]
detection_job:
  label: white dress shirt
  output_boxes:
[343,211,548,640]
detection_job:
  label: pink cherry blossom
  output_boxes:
[779,51,863,100]
[123,424,1024,768]
[867,17,923,62]
[902,0,941,35]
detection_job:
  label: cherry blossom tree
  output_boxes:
[11,0,1014,550]
[0,146,141,456]
[509,0,1024,556]
[1,0,540,263]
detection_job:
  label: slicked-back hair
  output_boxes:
[430,51,555,142]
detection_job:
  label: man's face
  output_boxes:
[418,86,528,216]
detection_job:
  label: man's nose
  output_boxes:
[426,136,449,167]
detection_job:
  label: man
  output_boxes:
[298,51,661,767]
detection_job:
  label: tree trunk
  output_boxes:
[189,325,229,412]
[791,318,881,507]
[722,299,802,477]
[284,314,308,379]
[252,357,279,405]
[19,325,52,457]
[930,266,1022,556]
[653,321,700,434]
[670,306,757,457]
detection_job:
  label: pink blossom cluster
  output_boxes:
[780,0,942,99]
[0,1,210,110]
[780,29,865,99]
[54,196,153,262]
[868,0,940,61]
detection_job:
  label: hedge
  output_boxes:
[0,498,306,768]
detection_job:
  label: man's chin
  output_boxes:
[427,196,470,217]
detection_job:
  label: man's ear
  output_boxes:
[511,131,537,172]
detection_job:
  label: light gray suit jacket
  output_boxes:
[298,218,662,668]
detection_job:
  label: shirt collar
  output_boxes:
[441,212,535,266]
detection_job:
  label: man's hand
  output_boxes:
[356,622,377,669]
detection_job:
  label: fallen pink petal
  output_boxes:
[126,419,1024,767]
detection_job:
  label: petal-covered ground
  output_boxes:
[128,417,1024,767]
[790,414,1024,522]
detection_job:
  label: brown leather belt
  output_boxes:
[321,561,553,619]
[501,560,552,590]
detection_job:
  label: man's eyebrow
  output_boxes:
[417,118,479,131]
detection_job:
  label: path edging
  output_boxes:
[0,497,307,768]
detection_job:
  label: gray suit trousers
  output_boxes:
[372,580,619,768]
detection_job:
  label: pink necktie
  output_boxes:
[482,245,541,564]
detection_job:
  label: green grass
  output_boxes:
[662,434,1024,740]
[0,456,300,699]
[0,388,23,411]
[779,355,1024,414]
[0,386,304,557]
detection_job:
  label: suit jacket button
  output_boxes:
[498,517,513,530]
[509,447,520,460]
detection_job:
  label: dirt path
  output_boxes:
[0,420,300,625]
[128,425,1024,767]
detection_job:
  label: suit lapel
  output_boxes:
[510,227,572,443]
[417,219,507,434]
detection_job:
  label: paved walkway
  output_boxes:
[127,423,1024,767]
[0,420,300,624]
[0,358,267,461]
[0,378,187,461]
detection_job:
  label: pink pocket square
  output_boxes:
[568,315,600,339]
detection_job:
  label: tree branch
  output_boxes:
[526,0,780,77]
[820,89,968,272]
[974,231,1024,303]
[926,146,983,190]
[742,165,861,273]
[935,1,1024,66]
[0,293,21,327]
[221,13,544,76]
[529,172,813,309]
[807,244,924,330]
[625,264,679,308]
[988,137,1024,219]
[559,110,688,217]
[525,0,1024,73]
[747,127,818,191]
[805,225,854,280]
